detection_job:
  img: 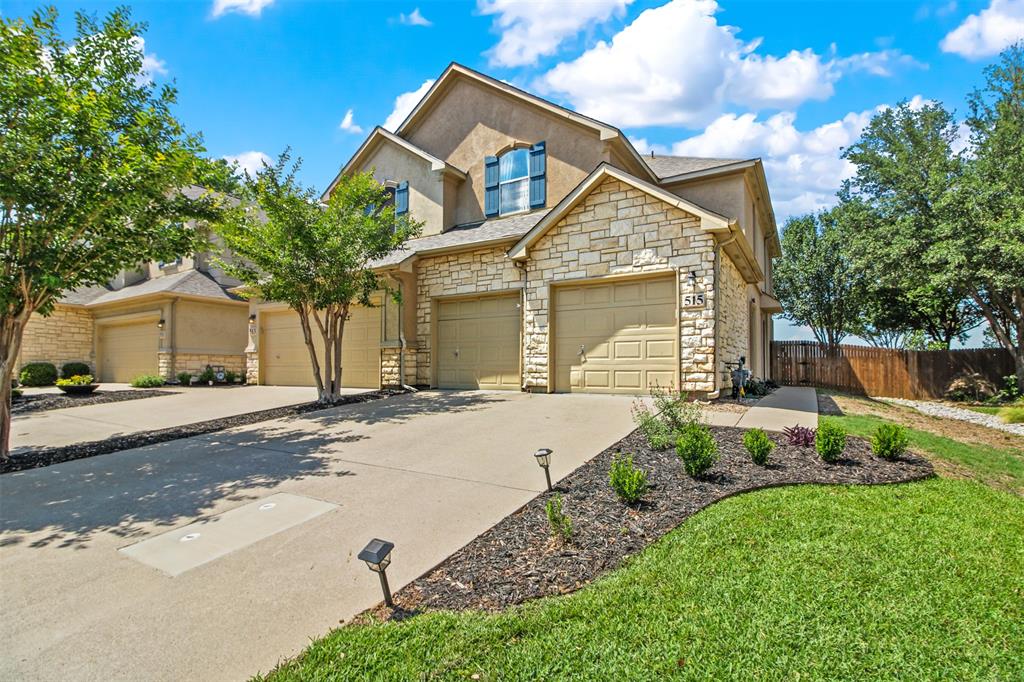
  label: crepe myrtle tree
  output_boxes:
[215,153,421,403]
[0,7,220,459]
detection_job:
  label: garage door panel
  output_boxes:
[645,279,676,301]
[98,321,160,383]
[614,340,642,359]
[436,294,520,391]
[614,370,642,390]
[261,308,380,388]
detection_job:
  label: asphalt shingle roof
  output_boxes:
[645,155,745,179]
[60,269,243,307]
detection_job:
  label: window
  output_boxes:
[498,148,530,215]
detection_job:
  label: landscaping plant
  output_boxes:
[743,428,775,465]
[651,385,703,432]
[18,362,57,387]
[608,453,648,504]
[177,372,191,385]
[783,425,816,447]
[871,423,909,460]
[198,367,216,384]
[676,424,719,477]
[1001,406,1024,425]
[631,401,673,450]
[61,362,90,379]
[545,494,573,543]
[816,420,847,463]
[130,375,165,388]
[224,370,237,384]
[55,375,94,387]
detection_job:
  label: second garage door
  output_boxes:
[436,295,520,390]
[97,320,160,383]
[553,276,677,394]
[260,307,381,388]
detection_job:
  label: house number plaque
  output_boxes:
[682,293,705,308]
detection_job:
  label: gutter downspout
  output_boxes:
[711,229,740,400]
[514,260,527,391]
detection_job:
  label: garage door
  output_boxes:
[554,276,677,394]
[436,295,520,390]
[98,320,160,383]
[260,307,381,388]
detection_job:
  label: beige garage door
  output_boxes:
[98,320,160,383]
[436,295,520,390]
[554,276,677,394]
[260,307,381,388]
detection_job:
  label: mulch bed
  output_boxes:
[372,427,933,618]
[10,389,174,415]
[2,389,404,475]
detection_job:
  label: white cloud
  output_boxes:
[223,151,272,177]
[539,0,920,128]
[479,0,633,67]
[397,8,432,26]
[129,37,168,83]
[338,109,364,134]
[383,79,435,131]
[211,0,275,19]
[940,0,1024,58]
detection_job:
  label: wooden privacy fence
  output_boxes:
[771,341,1016,399]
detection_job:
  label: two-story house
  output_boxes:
[17,187,250,383]
[245,63,782,398]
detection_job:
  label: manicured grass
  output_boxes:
[964,405,1001,415]
[827,413,1024,494]
[258,479,1023,681]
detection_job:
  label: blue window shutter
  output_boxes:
[484,155,499,217]
[395,181,409,215]
[529,141,546,208]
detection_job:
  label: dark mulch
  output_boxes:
[2,389,404,475]
[379,427,933,617]
[11,389,174,415]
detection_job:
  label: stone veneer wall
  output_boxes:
[716,254,749,390]
[18,306,95,373]
[522,177,719,395]
[381,347,417,387]
[170,353,246,380]
[414,245,524,385]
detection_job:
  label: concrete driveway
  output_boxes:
[10,384,341,452]
[0,390,640,681]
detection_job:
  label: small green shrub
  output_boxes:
[545,494,573,543]
[676,423,719,477]
[198,366,216,383]
[651,385,703,432]
[177,372,192,385]
[130,374,165,388]
[61,362,90,379]
[1000,406,1024,424]
[816,419,847,463]
[743,428,775,465]
[871,423,909,460]
[56,374,95,387]
[608,453,648,503]
[631,401,673,449]
[19,362,58,387]
[224,370,238,383]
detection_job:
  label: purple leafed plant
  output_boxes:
[783,425,816,447]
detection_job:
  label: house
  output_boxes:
[245,63,782,398]
[17,188,250,383]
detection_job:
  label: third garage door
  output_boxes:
[97,320,160,383]
[436,295,520,390]
[554,276,677,394]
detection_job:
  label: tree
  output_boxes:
[215,153,421,402]
[773,206,866,348]
[840,100,982,348]
[954,43,1024,389]
[0,7,217,458]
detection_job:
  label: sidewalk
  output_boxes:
[735,386,819,432]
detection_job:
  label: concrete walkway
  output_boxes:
[0,390,639,682]
[735,386,819,432]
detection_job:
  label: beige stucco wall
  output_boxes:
[521,176,719,395]
[717,254,750,389]
[352,140,448,236]
[18,306,95,375]
[174,300,248,356]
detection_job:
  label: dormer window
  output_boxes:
[484,142,546,218]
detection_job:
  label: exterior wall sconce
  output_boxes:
[534,448,553,491]
[248,313,257,323]
[157,318,165,330]
[358,538,395,607]
[689,271,698,285]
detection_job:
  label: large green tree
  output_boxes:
[0,7,217,458]
[215,154,421,402]
[773,205,866,348]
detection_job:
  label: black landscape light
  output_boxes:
[358,538,395,607]
[534,448,553,492]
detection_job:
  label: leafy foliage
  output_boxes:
[61,362,91,379]
[177,372,192,385]
[783,425,816,447]
[18,362,57,387]
[651,385,703,432]
[630,401,673,450]
[675,424,719,477]
[198,367,216,383]
[545,494,573,543]
[871,423,909,460]
[742,428,775,465]
[1001,406,1024,425]
[130,375,165,388]
[815,420,847,463]
[608,453,648,504]
[56,374,94,387]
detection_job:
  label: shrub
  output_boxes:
[990,375,1022,405]
[631,401,673,450]
[608,453,648,504]
[224,370,237,383]
[1001,406,1024,424]
[744,377,776,397]
[743,428,775,465]
[177,372,192,385]
[130,374,165,388]
[198,366,216,383]
[652,385,703,432]
[19,362,58,387]
[946,373,997,402]
[56,374,95,387]
[676,423,719,477]
[783,425,816,447]
[545,494,573,543]
[61,362,91,379]
[871,423,909,460]
[816,420,846,463]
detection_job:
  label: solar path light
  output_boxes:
[358,538,395,607]
[534,448,553,492]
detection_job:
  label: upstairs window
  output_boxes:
[485,142,545,217]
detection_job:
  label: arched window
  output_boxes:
[498,147,530,215]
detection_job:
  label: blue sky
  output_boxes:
[5,0,1022,345]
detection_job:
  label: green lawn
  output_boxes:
[259,479,1023,681]
[964,405,1001,415]
[826,412,1024,494]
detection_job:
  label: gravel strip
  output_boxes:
[369,427,933,618]
[2,389,404,475]
[881,397,1024,436]
[11,389,174,415]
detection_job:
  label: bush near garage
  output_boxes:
[61,362,91,379]
[130,375,165,388]
[19,362,58,387]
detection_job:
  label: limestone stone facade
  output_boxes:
[381,347,417,387]
[173,353,246,379]
[716,254,750,389]
[18,306,95,374]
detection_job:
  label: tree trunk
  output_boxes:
[331,304,347,402]
[1,311,32,460]
[296,305,327,401]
